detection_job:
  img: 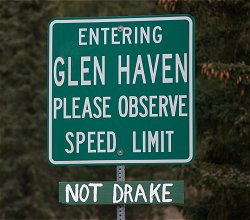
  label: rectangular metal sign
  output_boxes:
[59,181,184,205]
[48,15,195,165]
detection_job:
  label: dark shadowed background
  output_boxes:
[0,0,250,219]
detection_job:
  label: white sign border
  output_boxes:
[48,16,194,165]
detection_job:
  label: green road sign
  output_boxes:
[48,15,195,165]
[59,181,184,205]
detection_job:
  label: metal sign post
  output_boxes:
[116,165,125,220]
[48,14,194,218]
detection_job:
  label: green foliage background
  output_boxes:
[0,0,250,219]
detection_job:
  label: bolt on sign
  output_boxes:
[47,15,195,165]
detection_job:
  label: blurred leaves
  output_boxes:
[157,0,250,219]
[201,62,250,87]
